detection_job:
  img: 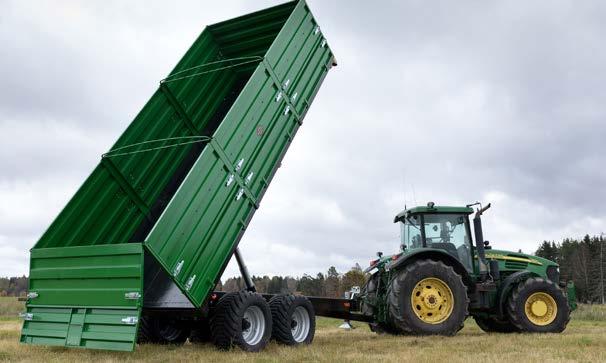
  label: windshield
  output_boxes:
[400,213,472,271]
[400,214,422,250]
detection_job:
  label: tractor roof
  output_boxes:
[394,204,474,223]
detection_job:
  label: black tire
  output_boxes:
[269,295,315,345]
[507,277,570,333]
[368,322,402,335]
[189,319,212,343]
[210,291,272,352]
[473,316,520,333]
[361,272,380,317]
[387,260,469,335]
[137,316,189,345]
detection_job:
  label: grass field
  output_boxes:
[1,297,605,362]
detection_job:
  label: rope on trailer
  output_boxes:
[161,56,263,84]
[102,136,212,159]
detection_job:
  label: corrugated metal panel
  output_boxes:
[20,244,143,351]
[144,0,335,307]
[32,3,298,250]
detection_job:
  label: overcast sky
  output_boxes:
[1,1,604,279]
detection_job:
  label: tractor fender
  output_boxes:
[387,249,473,292]
[496,270,537,319]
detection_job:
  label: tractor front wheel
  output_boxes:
[387,259,468,335]
[507,277,570,333]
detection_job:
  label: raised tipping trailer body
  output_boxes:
[20,0,335,351]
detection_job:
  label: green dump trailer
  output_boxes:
[20,0,337,352]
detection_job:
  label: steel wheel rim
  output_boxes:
[410,277,454,324]
[525,292,557,326]
[291,306,310,343]
[242,305,265,345]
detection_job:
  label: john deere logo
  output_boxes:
[256,125,265,136]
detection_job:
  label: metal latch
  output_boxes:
[225,174,234,187]
[185,275,197,291]
[19,312,33,321]
[26,292,39,300]
[245,172,254,185]
[321,39,327,48]
[284,106,290,115]
[275,91,283,102]
[121,316,139,325]
[283,79,291,89]
[314,26,320,35]
[236,188,244,200]
[124,292,141,300]
[235,158,244,172]
[173,260,184,276]
[291,92,298,102]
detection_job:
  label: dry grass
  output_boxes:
[1,297,605,362]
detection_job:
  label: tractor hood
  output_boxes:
[482,249,557,267]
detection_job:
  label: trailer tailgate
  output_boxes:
[20,243,144,351]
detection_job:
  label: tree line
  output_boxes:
[535,234,605,304]
[0,276,28,297]
[220,264,366,297]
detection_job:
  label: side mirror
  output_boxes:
[484,241,492,250]
[376,251,383,258]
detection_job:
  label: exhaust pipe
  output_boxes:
[473,203,491,281]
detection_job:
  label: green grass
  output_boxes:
[2,297,605,362]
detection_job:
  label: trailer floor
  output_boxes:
[2,299,605,362]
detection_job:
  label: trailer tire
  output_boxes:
[387,259,468,335]
[507,277,570,333]
[269,295,315,345]
[210,291,272,352]
[473,316,519,333]
[137,316,189,345]
[189,319,212,343]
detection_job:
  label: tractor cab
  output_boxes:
[394,203,475,272]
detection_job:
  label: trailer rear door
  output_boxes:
[20,244,144,351]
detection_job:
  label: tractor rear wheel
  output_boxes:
[269,294,315,345]
[473,316,520,333]
[387,260,468,335]
[210,291,272,352]
[507,277,570,333]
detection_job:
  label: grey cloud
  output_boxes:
[1,0,605,278]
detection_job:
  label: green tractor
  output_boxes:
[360,202,576,335]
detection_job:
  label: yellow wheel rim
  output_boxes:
[410,277,454,324]
[524,292,557,326]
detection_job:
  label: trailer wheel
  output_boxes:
[189,319,212,343]
[269,295,315,345]
[507,277,570,333]
[387,259,468,335]
[473,316,519,333]
[137,316,189,345]
[210,291,272,352]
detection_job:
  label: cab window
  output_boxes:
[423,214,472,271]
[400,214,422,251]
